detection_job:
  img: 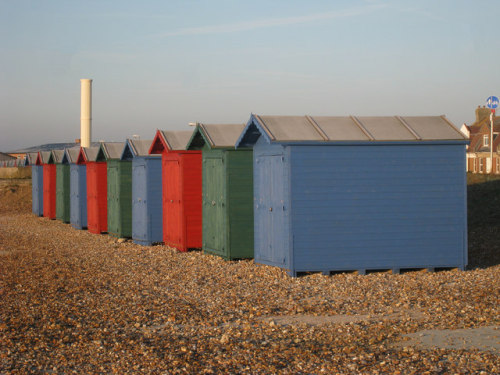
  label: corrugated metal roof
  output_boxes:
[199,124,246,148]
[160,130,193,151]
[252,115,467,142]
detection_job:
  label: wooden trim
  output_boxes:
[305,116,329,141]
[254,115,276,141]
[350,116,375,141]
[396,116,421,140]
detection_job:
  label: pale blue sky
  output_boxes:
[1,0,499,151]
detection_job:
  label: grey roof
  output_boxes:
[38,151,51,164]
[160,130,193,151]
[100,142,125,160]
[27,152,39,164]
[63,147,81,164]
[50,150,65,164]
[199,123,247,148]
[128,139,154,157]
[82,146,100,162]
[253,115,466,142]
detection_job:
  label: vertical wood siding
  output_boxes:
[107,160,132,238]
[86,162,108,234]
[70,164,87,229]
[56,164,71,223]
[253,139,290,268]
[32,165,44,216]
[202,149,254,260]
[162,152,202,251]
[43,164,56,219]
[132,157,163,245]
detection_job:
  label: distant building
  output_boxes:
[461,105,500,174]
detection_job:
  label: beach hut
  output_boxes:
[64,147,88,229]
[29,152,43,216]
[187,123,254,260]
[37,151,56,219]
[149,130,201,251]
[121,139,162,245]
[97,142,130,238]
[236,114,469,276]
[52,150,70,223]
[86,144,108,234]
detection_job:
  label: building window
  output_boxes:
[479,158,484,173]
[483,135,489,147]
[496,158,500,174]
[473,158,477,172]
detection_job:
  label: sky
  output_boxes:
[1,0,500,151]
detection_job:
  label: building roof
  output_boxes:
[237,114,466,147]
[121,139,156,160]
[97,142,125,161]
[62,147,81,164]
[149,130,194,154]
[49,150,65,164]
[78,146,100,163]
[36,151,52,165]
[187,123,246,150]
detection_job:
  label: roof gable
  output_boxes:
[149,130,193,154]
[96,142,125,161]
[236,114,467,147]
[77,146,99,164]
[62,147,80,164]
[36,151,51,165]
[122,139,154,160]
[187,123,246,150]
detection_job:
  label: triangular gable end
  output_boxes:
[96,145,107,162]
[186,125,209,150]
[121,140,135,161]
[35,152,43,165]
[149,130,168,154]
[76,148,87,164]
[235,114,273,148]
[62,151,70,165]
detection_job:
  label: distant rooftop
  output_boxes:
[8,142,101,154]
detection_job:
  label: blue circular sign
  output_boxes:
[486,96,499,109]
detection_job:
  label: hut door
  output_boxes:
[70,165,79,225]
[258,155,286,265]
[132,163,148,240]
[204,157,225,255]
[164,160,183,246]
[107,164,119,234]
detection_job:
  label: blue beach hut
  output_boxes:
[236,114,469,276]
[29,152,43,216]
[63,147,87,229]
[121,139,162,245]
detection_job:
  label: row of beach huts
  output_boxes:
[28,114,469,276]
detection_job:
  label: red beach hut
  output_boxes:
[37,151,56,219]
[80,146,108,234]
[149,130,202,252]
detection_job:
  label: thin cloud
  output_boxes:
[156,4,387,37]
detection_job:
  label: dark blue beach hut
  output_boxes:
[63,147,87,230]
[236,114,469,276]
[29,152,43,216]
[121,139,163,245]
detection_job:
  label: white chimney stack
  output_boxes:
[80,78,92,148]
